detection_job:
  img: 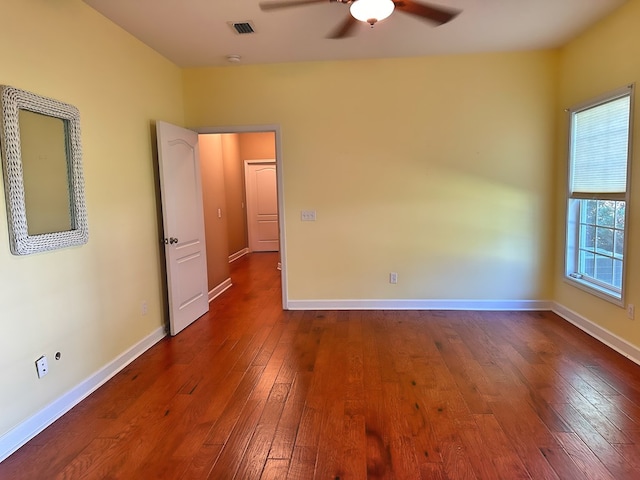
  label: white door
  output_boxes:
[245,162,279,252]
[156,121,209,336]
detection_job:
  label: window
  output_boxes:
[566,86,633,303]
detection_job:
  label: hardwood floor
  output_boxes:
[3,252,640,479]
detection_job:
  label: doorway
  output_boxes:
[196,125,287,309]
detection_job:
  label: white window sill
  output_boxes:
[564,275,623,307]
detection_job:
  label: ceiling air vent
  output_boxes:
[229,21,256,35]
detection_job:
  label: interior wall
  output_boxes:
[0,0,184,441]
[239,132,276,161]
[199,134,231,291]
[554,1,640,346]
[183,51,558,303]
[220,134,246,257]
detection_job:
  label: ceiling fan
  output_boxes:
[259,0,461,39]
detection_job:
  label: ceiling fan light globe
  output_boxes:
[350,0,395,25]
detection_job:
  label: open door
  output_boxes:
[156,121,209,335]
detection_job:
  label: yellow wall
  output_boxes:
[555,1,640,343]
[0,0,183,438]
[184,52,558,301]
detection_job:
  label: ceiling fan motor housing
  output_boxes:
[259,0,460,39]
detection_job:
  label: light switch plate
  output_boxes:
[301,210,316,221]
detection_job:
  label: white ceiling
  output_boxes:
[83,0,628,68]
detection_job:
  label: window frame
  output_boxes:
[564,85,634,306]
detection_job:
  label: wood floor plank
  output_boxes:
[553,432,616,480]
[203,365,265,445]
[550,402,638,478]
[339,413,368,479]
[233,384,290,480]
[260,458,290,479]
[439,441,478,480]
[179,444,223,480]
[268,371,311,461]
[565,392,634,445]
[286,445,316,480]
[380,381,422,478]
[428,321,492,414]
[613,443,640,471]
[470,414,531,479]
[312,399,346,480]
[207,398,266,479]
[488,399,563,480]
[539,442,590,480]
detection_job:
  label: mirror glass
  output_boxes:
[19,110,72,235]
[0,85,88,255]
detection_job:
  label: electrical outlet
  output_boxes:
[389,272,398,284]
[628,303,635,320]
[141,301,148,316]
[35,355,48,378]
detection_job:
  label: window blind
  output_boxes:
[570,95,631,196]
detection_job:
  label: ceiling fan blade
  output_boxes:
[260,0,330,11]
[327,15,359,39]
[394,0,460,25]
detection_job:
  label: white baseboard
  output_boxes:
[0,326,166,463]
[208,278,232,303]
[286,299,552,311]
[552,302,640,366]
[229,248,249,263]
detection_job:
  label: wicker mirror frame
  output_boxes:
[0,86,88,255]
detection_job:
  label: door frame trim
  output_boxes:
[193,124,288,310]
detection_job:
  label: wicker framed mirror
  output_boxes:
[0,86,88,255]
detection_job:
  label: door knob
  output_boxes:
[169,237,179,244]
